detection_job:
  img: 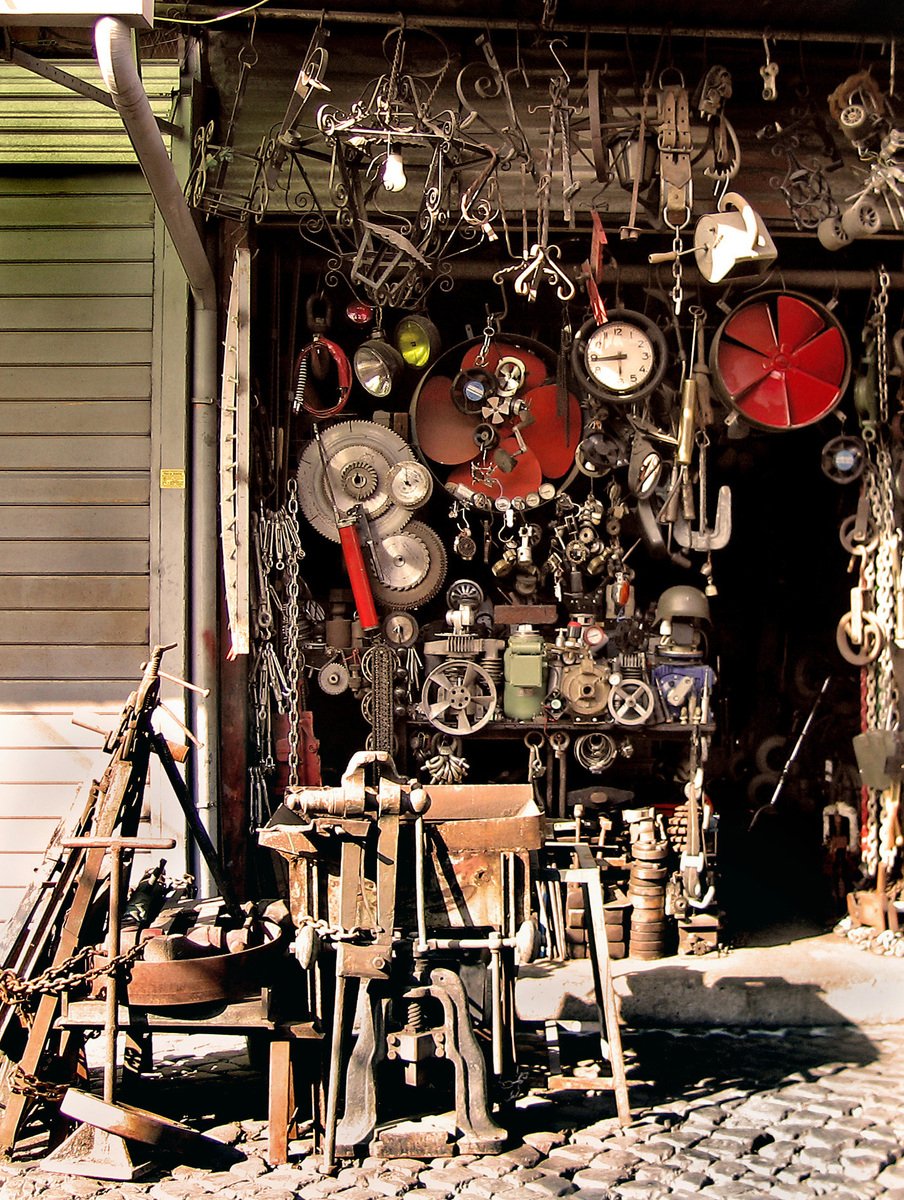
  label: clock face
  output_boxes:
[572,309,667,403]
[584,321,656,394]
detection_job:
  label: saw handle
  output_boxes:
[338,518,380,631]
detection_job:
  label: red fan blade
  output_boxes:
[447,439,543,500]
[414,375,479,465]
[520,384,582,478]
[787,327,847,387]
[722,302,778,355]
[777,295,826,353]
[459,341,550,390]
[716,342,773,398]
[785,368,844,426]
[735,373,791,428]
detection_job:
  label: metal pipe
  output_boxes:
[162,5,895,42]
[95,18,221,899]
[291,250,904,291]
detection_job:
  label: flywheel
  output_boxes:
[369,520,447,610]
[710,291,850,431]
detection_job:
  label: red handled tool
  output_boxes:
[313,423,380,631]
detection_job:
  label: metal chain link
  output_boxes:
[0,940,145,1009]
[284,478,304,787]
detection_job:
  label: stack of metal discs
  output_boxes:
[627,833,671,960]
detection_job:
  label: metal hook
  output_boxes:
[549,38,570,86]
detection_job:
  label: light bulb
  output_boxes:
[382,151,407,193]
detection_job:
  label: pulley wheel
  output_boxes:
[710,291,850,431]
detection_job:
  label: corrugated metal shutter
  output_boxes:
[0,59,189,930]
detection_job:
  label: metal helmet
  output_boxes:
[655,585,711,625]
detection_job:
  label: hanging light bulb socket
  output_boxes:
[381,145,408,193]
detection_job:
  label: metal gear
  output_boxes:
[318,660,350,695]
[339,458,379,500]
[297,419,413,544]
[370,520,447,610]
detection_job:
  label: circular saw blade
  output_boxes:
[370,520,447,610]
[297,419,414,543]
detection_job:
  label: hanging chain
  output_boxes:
[0,941,146,1009]
[284,478,304,787]
[669,224,685,316]
[859,266,896,878]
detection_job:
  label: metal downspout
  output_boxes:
[95,17,221,897]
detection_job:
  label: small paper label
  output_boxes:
[160,468,186,489]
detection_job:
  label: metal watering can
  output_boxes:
[693,192,777,283]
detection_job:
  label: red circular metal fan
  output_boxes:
[410,335,582,502]
[710,292,851,431]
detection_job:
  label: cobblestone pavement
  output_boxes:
[2,1024,903,1200]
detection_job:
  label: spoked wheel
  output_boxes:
[710,291,851,431]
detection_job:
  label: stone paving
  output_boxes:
[1,1024,903,1199]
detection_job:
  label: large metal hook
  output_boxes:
[549,38,570,86]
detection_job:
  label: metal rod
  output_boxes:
[161,5,895,41]
[414,814,428,954]
[320,972,346,1175]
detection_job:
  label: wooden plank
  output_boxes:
[0,859,59,889]
[1,229,152,261]
[0,506,149,540]
[0,169,147,192]
[0,681,137,705]
[0,435,149,468]
[0,366,150,400]
[0,784,91,815]
[1,541,149,574]
[0,262,153,295]
[0,61,177,95]
[0,819,65,854]
[0,195,153,226]
[0,472,149,505]
[0,746,107,783]
[0,331,152,366]
[0,172,149,196]
[0,575,147,609]
[0,609,148,645]
[0,298,152,332]
[0,402,150,437]
[0,645,147,680]
[0,714,122,749]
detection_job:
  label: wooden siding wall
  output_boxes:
[0,171,161,927]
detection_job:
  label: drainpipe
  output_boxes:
[95,17,221,898]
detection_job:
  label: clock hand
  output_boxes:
[589,352,629,362]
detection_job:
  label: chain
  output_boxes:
[669,224,684,316]
[362,643,397,754]
[0,941,146,1008]
[284,478,304,787]
[8,1068,68,1103]
[876,265,890,424]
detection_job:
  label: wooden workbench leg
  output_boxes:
[586,873,632,1126]
[268,1039,293,1166]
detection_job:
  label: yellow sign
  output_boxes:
[160,469,186,490]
